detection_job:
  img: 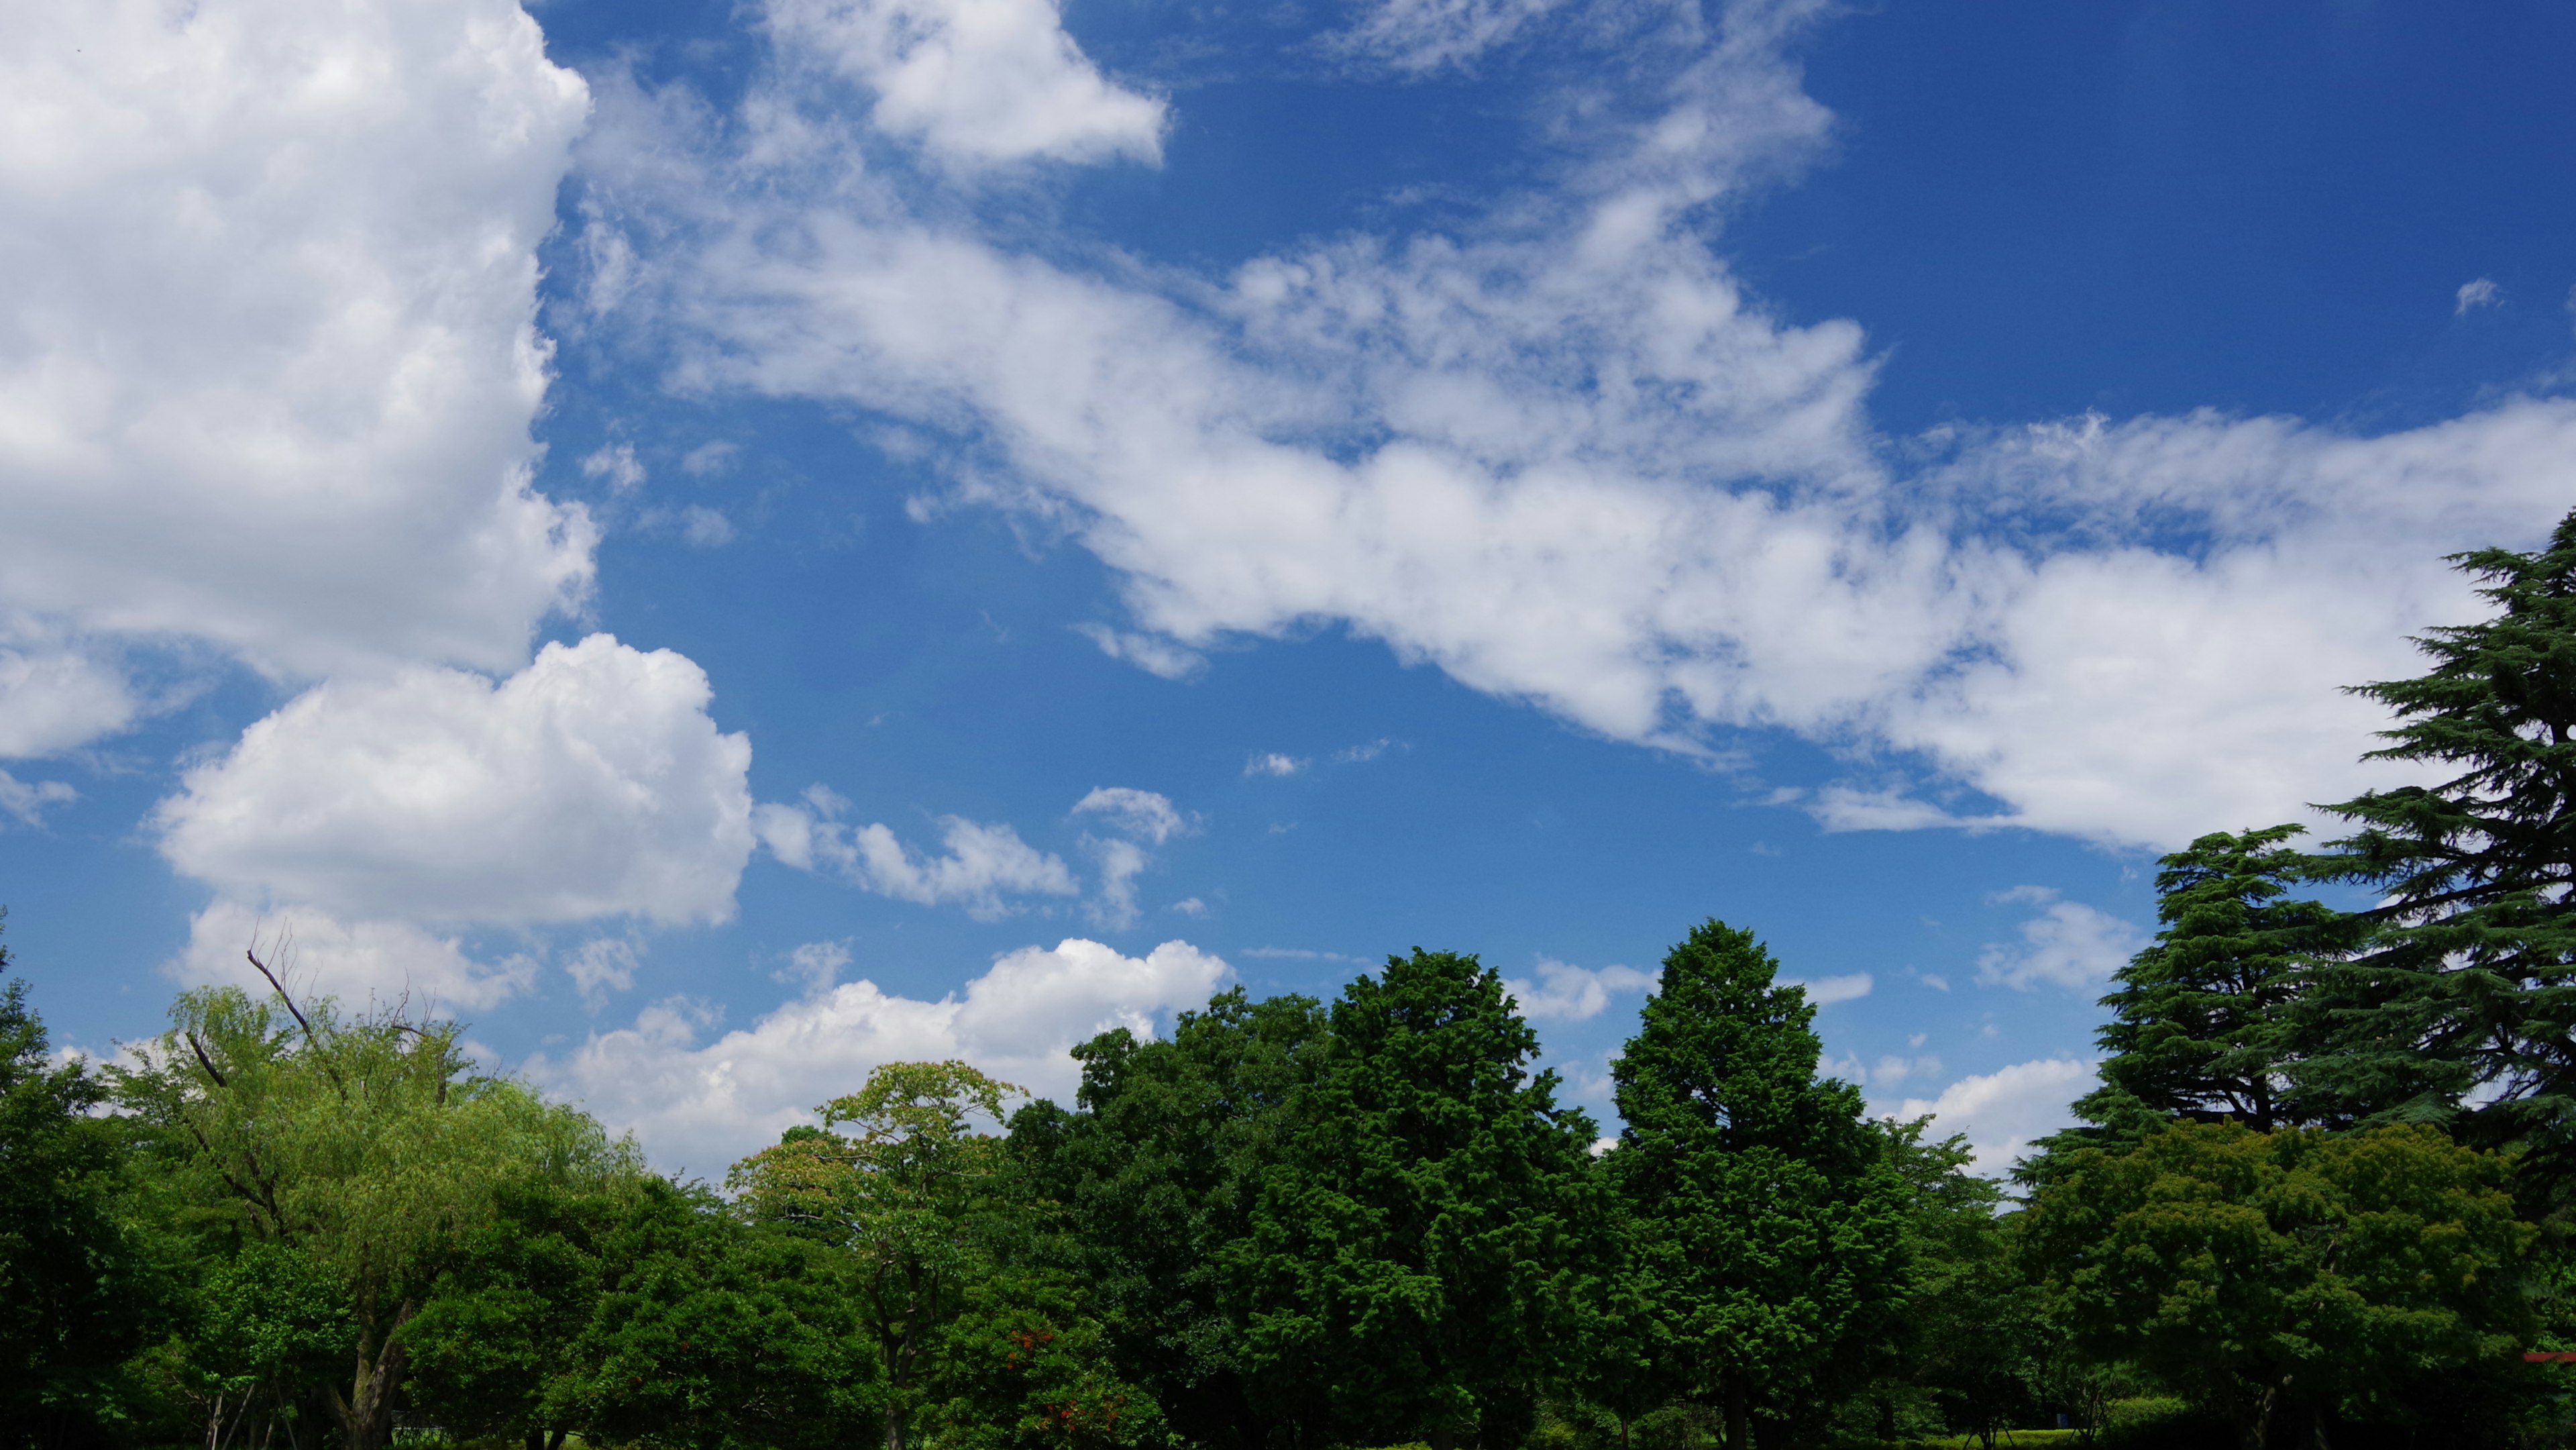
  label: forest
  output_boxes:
[15,516,2576,1450]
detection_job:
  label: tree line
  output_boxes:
[15,515,2576,1450]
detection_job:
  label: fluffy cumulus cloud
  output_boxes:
[158,635,754,928]
[0,0,598,755]
[573,0,2576,854]
[538,937,1228,1172]
[1506,959,1657,1022]
[763,0,1165,168]
[1976,886,2146,992]
[177,900,539,1013]
[154,637,754,1006]
[1888,1057,2092,1176]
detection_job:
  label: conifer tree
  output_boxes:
[2308,509,2576,1188]
[2032,827,2356,1172]
[1605,921,1909,1450]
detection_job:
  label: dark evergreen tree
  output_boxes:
[1605,922,1911,1450]
[2308,509,2576,1189]
[1240,951,1599,1450]
[2030,826,2356,1173]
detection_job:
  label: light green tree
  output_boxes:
[115,955,632,1450]
[732,1059,1026,1450]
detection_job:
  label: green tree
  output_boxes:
[2022,1121,2536,1449]
[733,1059,1025,1450]
[114,959,633,1450]
[129,1237,349,1450]
[932,1270,1171,1450]
[1236,950,1599,1450]
[2033,827,2356,1172]
[401,1178,653,1450]
[2309,508,2576,1188]
[1007,988,1331,1450]
[1605,921,1911,1450]
[550,1178,867,1449]
[1860,1121,2037,1448]
[0,915,164,1446]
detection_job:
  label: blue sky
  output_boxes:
[5,0,2573,1175]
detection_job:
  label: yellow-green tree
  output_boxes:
[733,1059,1024,1450]
[115,959,632,1450]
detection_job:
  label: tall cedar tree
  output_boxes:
[2031,826,2356,1172]
[2310,507,2576,1189]
[1008,989,1331,1450]
[1238,951,1597,1450]
[0,916,161,1447]
[1607,921,1909,1450]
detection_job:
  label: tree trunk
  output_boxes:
[2232,1380,2279,1450]
[331,1300,419,1450]
[1723,1376,1748,1450]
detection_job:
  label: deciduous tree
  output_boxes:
[2022,1122,2534,1449]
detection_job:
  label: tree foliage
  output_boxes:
[2303,512,2576,1192]
[0,917,163,1445]
[2025,1121,2536,1449]
[733,1059,1029,1450]
[113,961,631,1450]
[1605,922,1911,1450]
[1236,951,1599,1450]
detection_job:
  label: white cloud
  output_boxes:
[156,635,755,929]
[2457,277,2501,314]
[535,937,1228,1172]
[582,443,648,492]
[0,642,142,760]
[1071,788,1187,929]
[1869,1053,1941,1087]
[0,0,596,725]
[1085,836,1150,929]
[176,900,538,1013]
[567,936,642,1011]
[1071,623,1204,680]
[0,770,76,827]
[1324,0,1566,74]
[780,939,852,992]
[586,0,2576,857]
[1890,1057,2092,1176]
[753,794,1079,919]
[1975,887,2145,992]
[681,440,739,476]
[677,505,736,547]
[1505,958,1656,1021]
[1072,786,1187,844]
[762,0,1165,168]
[1245,752,1307,778]
[1785,971,1872,1006]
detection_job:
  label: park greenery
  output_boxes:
[19,517,2576,1449]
